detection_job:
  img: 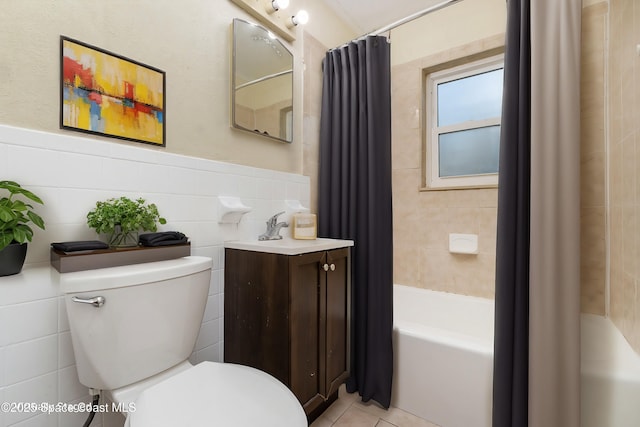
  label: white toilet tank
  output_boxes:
[60,256,212,391]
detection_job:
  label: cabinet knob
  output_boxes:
[330,263,336,271]
[310,372,315,377]
[323,263,329,272]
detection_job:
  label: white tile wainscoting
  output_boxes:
[0,124,310,427]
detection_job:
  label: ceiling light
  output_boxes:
[290,10,309,26]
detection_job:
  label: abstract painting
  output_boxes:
[60,36,166,146]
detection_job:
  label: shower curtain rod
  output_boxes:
[330,0,464,50]
[369,0,464,35]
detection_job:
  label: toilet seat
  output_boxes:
[124,361,307,427]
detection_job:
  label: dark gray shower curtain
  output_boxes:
[318,36,393,409]
[492,0,531,425]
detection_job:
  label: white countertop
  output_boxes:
[224,238,353,255]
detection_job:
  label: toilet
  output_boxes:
[59,256,307,427]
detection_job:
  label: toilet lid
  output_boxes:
[126,361,307,427]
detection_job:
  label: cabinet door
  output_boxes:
[324,248,350,397]
[289,251,326,413]
[224,249,290,385]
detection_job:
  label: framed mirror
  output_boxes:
[232,18,293,143]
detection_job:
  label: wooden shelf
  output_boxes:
[50,243,191,273]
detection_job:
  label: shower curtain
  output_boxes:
[492,0,530,425]
[318,35,393,409]
[493,0,581,426]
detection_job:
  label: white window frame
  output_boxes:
[424,54,504,190]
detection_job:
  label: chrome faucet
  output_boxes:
[259,211,289,241]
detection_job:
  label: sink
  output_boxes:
[224,238,353,255]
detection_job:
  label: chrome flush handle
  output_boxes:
[72,296,106,308]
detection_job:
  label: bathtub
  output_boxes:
[581,313,640,427]
[392,285,494,427]
[391,284,640,427]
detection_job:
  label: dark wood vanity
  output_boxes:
[224,239,352,421]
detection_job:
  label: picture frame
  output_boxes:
[60,36,166,147]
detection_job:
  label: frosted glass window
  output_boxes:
[424,54,504,189]
[437,69,504,127]
[438,126,500,177]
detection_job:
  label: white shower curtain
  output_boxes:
[529,1,581,426]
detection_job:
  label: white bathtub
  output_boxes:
[581,314,640,427]
[392,284,640,427]
[392,285,494,427]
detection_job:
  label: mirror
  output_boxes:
[232,18,293,143]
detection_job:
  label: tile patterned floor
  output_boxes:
[310,386,441,427]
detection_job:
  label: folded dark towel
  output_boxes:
[139,231,188,247]
[51,240,109,252]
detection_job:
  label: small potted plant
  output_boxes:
[87,197,166,248]
[0,180,46,276]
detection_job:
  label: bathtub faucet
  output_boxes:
[258,211,289,240]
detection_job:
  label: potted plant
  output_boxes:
[0,180,46,276]
[87,197,166,247]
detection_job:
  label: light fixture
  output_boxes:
[267,0,289,13]
[290,10,309,27]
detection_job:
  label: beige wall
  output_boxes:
[0,0,354,174]
[0,0,624,339]
[390,0,610,308]
[609,0,640,352]
[302,32,329,215]
[390,0,506,299]
[390,0,507,67]
[581,2,608,316]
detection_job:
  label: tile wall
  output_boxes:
[390,34,505,299]
[302,31,328,215]
[0,124,310,427]
[390,3,610,306]
[609,0,640,353]
[581,1,608,315]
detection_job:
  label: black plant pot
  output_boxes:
[0,242,28,276]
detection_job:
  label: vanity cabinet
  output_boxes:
[224,245,351,420]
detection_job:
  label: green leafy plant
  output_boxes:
[87,197,166,247]
[0,181,46,251]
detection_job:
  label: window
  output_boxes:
[424,54,504,190]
